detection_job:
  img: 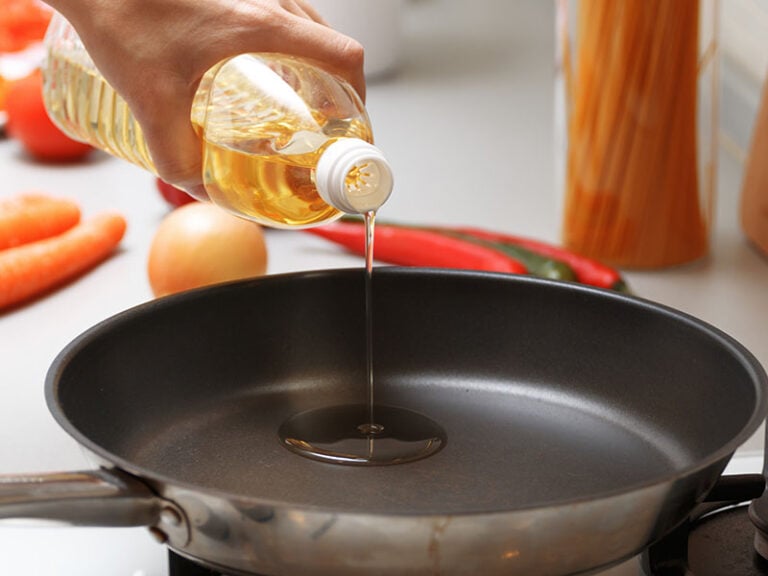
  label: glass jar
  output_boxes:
[554,0,719,269]
[741,76,768,256]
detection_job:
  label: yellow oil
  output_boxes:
[43,50,155,172]
[201,135,346,228]
[43,51,374,228]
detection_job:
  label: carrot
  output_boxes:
[0,74,8,111]
[0,212,127,309]
[0,193,81,250]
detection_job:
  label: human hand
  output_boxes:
[45,0,366,199]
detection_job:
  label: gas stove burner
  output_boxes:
[751,490,768,562]
[642,474,768,576]
[168,551,262,576]
[169,552,221,576]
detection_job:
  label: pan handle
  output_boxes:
[704,473,765,503]
[0,467,174,530]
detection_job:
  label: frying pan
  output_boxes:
[0,268,765,576]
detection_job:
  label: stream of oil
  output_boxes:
[279,211,446,465]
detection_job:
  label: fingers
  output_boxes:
[264,15,366,101]
[291,0,328,24]
[129,76,206,196]
[130,22,365,196]
[102,0,367,196]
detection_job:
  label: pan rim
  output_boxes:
[44,267,768,516]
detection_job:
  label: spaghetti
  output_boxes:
[561,0,714,268]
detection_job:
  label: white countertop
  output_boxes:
[1,1,767,574]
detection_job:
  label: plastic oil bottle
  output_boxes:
[41,12,393,228]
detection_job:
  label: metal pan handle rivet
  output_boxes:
[160,506,183,527]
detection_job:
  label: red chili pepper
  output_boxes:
[307,222,528,274]
[451,226,628,291]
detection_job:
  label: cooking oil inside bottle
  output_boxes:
[200,134,349,227]
[42,50,373,228]
[279,212,446,466]
[43,50,155,171]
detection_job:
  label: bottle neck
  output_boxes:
[315,139,394,214]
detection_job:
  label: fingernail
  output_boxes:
[185,184,209,201]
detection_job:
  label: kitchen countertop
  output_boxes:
[1,1,767,574]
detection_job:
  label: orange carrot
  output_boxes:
[0,193,81,250]
[0,212,127,309]
[0,74,8,111]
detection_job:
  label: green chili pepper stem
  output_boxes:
[337,215,631,290]
[444,232,577,282]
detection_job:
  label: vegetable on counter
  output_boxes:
[0,74,8,112]
[311,218,629,292]
[307,221,528,274]
[0,193,81,250]
[448,227,628,291]
[156,177,198,208]
[147,203,268,297]
[0,0,52,53]
[0,211,126,310]
[439,230,576,282]
[4,70,93,162]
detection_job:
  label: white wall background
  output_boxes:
[721,0,768,157]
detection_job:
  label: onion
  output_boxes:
[147,203,268,297]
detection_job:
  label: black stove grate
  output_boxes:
[642,473,768,576]
[642,504,768,576]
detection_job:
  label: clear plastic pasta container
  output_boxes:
[555,0,719,269]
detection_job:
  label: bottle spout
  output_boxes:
[315,138,393,214]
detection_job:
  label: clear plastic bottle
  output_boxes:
[41,12,393,228]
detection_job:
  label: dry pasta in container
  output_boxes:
[554,0,719,269]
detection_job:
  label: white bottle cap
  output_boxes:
[315,138,394,214]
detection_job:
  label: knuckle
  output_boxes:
[339,37,365,68]
[152,156,203,191]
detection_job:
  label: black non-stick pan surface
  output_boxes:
[45,268,767,575]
